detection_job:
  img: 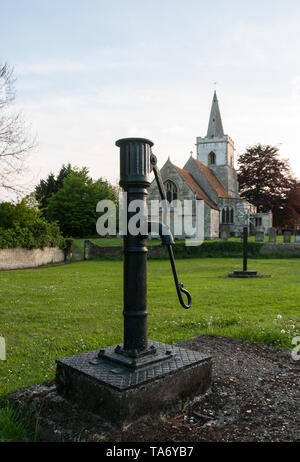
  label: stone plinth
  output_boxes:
[56,340,212,428]
[228,270,263,278]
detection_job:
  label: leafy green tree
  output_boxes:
[34,163,75,211]
[46,169,117,236]
[0,197,70,250]
[0,198,41,229]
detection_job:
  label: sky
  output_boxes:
[1,0,300,200]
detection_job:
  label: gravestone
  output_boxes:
[255,230,264,242]
[221,229,229,241]
[295,231,300,243]
[268,227,277,243]
[283,231,292,243]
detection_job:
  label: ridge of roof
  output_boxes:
[174,165,219,210]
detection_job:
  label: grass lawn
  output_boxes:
[0,257,299,406]
[0,256,299,441]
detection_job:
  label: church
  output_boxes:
[147,91,270,240]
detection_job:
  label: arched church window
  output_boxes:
[208,152,216,165]
[222,208,226,224]
[222,206,234,224]
[225,207,230,224]
[164,180,178,203]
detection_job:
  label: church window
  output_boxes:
[222,208,226,224]
[208,152,216,165]
[225,207,230,224]
[222,206,234,224]
[164,180,178,203]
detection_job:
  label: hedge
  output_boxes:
[171,241,264,259]
[0,220,72,251]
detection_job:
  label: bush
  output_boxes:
[0,219,71,250]
[0,199,40,229]
[172,241,264,259]
[0,198,72,251]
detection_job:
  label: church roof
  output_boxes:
[207,91,224,138]
[174,165,219,210]
[193,158,231,199]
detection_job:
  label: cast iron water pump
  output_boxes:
[56,138,211,427]
[98,137,192,369]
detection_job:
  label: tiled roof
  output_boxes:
[174,166,219,210]
[193,159,231,198]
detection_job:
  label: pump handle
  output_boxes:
[149,152,192,310]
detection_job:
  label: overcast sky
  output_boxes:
[1,0,300,199]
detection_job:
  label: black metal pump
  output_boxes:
[98,138,191,369]
[55,139,211,426]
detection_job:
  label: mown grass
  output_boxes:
[0,257,299,440]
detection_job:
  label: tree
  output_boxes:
[238,144,298,222]
[46,168,118,236]
[0,63,36,193]
[273,182,300,228]
[35,163,75,211]
[0,198,41,229]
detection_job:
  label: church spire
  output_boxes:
[207,91,224,138]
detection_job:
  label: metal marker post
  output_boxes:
[243,226,248,272]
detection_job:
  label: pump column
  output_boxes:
[116,137,153,356]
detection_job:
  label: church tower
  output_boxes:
[196,91,239,198]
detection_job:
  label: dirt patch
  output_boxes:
[7,335,300,442]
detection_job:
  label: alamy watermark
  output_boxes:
[0,336,6,361]
[96,193,205,246]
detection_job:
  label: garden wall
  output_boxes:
[84,240,167,259]
[259,243,300,255]
[84,239,300,260]
[0,246,66,270]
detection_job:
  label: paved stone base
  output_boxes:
[228,270,263,278]
[55,340,212,428]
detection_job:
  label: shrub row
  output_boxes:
[172,241,264,259]
[0,220,72,251]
